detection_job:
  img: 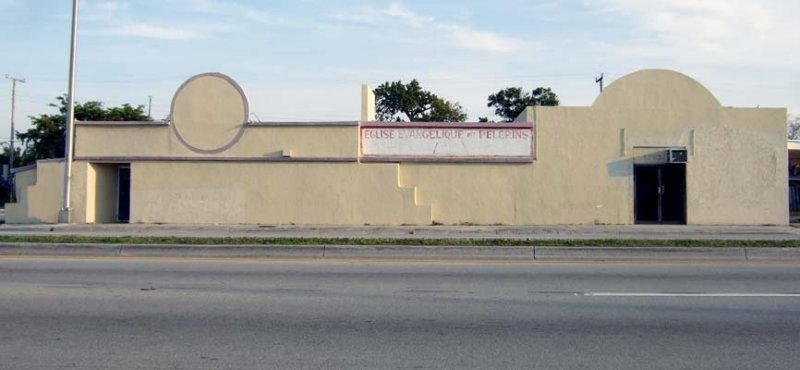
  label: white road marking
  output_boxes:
[580,293,800,297]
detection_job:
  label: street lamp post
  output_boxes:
[58,0,79,224]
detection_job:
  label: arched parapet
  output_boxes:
[592,69,722,113]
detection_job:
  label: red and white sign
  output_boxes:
[360,123,533,160]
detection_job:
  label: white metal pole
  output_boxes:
[59,0,79,223]
[10,79,15,175]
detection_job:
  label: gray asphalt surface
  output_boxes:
[1,258,800,369]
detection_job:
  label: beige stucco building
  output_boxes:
[5,69,789,225]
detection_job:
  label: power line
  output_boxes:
[19,72,607,85]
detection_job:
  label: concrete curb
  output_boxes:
[2,243,800,261]
[0,243,326,258]
[121,244,325,258]
[745,248,800,261]
[0,243,123,257]
[323,245,533,260]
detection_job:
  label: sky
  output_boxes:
[0,0,798,144]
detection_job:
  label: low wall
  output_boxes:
[5,160,64,224]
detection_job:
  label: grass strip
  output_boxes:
[0,235,798,248]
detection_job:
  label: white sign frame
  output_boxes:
[360,123,534,163]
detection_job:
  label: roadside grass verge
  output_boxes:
[0,235,798,248]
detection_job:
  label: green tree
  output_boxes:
[487,87,559,122]
[2,141,27,169]
[788,116,800,140]
[17,96,150,165]
[374,79,467,122]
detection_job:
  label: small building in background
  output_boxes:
[788,141,800,215]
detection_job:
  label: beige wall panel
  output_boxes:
[5,169,37,223]
[5,161,64,223]
[400,164,528,225]
[86,163,119,224]
[532,106,632,225]
[75,125,358,158]
[70,161,88,224]
[75,126,173,158]
[687,108,787,225]
[85,164,96,223]
[130,162,430,225]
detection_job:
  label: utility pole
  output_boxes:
[59,0,79,224]
[5,75,25,202]
[147,95,152,119]
[595,73,605,93]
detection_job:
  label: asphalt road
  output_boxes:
[1,257,799,369]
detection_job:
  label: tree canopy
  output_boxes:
[374,80,467,122]
[487,87,559,122]
[788,116,800,140]
[17,96,150,165]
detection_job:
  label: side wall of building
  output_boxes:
[5,160,64,224]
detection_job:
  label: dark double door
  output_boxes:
[117,167,131,223]
[634,164,686,224]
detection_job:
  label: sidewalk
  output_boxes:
[1,223,800,240]
[2,224,800,261]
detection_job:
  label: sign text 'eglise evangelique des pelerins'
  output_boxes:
[360,122,534,162]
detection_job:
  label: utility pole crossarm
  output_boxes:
[595,73,605,93]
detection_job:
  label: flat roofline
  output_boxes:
[77,120,360,127]
[360,122,532,128]
[75,121,534,128]
[10,164,37,174]
[76,120,169,126]
[249,121,359,127]
[10,158,65,174]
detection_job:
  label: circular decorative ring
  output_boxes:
[169,72,250,154]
